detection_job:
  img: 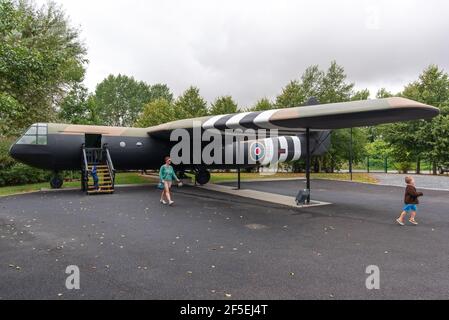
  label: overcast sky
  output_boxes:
[38,0,449,107]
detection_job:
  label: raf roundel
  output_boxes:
[250,142,265,163]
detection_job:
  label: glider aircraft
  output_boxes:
[9,97,439,197]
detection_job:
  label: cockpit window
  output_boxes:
[25,126,37,135]
[17,123,48,145]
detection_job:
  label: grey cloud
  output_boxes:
[42,0,449,106]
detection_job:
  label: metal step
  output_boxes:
[87,185,114,191]
[83,148,115,195]
[87,190,114,195]
[88,185,113,188]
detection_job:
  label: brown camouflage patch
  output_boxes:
[387,97,429,108]
[48,123,149,137]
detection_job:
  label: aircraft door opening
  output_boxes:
[85,134,102,148]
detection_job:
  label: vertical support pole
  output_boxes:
[367,156,370,173]
[416,156,421,174]
[384,157,388,173]
[306,128,311,204]
[237,166,241,190]
[349,127,353,181]
[81,170,85,192]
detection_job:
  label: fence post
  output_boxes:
[367,156,370,173]
[416,156,420,174]
[349,128,353,181]
[384,157,388,173]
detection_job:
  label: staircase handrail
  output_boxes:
[104,145,116,189]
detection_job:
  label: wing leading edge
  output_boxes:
[147,97,439,139]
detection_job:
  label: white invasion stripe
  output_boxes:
[202,115,228,129]
[253,110,279,129]
[226,112,252,129]
[260,138,274,166]
[292,136,302,161]
[278,136,288,163]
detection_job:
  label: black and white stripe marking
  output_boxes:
[201,110,304,131]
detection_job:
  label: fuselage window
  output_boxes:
[16,123,48,145]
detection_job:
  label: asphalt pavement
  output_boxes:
[1,179,448,299]
[372,173,449,190]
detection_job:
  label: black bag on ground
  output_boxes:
[296,189,310,205]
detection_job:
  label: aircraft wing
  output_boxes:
[147,97,439,139]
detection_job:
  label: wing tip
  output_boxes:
[385,97,440,117]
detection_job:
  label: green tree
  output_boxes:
[94,74,152,126]
[378,65,449,174]
[251,98,273,111]
[149,83,174,103]
[320,63,365,171]
[275,61,356,107]
[430,115,449,170]
[323,127,368,172]
[173,86,208,119]
[0,0,87,131]
[275,80,304,108]
[364,136,394,171]
[351,89,370,101]
[59,84,98,124]
[402,65,449,172]
[300,65,323,100]
[376,88,394,99]
[365,139,393,159]
[402,65,449,113]
[0,92,25,137]
[365,88,394,142]
[209,96,238,115]
[275,61,368,172]
[312,62,364,171]
[135,98,175,127]
[319,61,354,103]
[0,136,16,170]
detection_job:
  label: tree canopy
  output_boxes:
[173,86,208,119]
[59,84,98,125]
[209,96,238,115]
[0,0,87,136]
[93,74,152,127]
[378,65,449,171]
[251,98,273,111]
[273,61,370,171]
[135,98,175,128]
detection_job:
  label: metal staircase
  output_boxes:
[82,144,116,195]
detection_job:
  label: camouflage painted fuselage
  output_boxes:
[9,97,439,172]
[10,124,171,171]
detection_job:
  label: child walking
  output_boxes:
[396,176,423,226]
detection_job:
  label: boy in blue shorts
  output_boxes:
[91,164,99,190]
[396,176,423,226]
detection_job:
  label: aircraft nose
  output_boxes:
[9,143,19,160]
[8,141,52,169]
[8,143,30,163]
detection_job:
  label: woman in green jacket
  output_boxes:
[159,156,181,205]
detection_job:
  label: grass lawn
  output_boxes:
[207,172,378,184]
[115,172,155,185]
[0,172,154,197]
[0,171,377,197]
[0,180,78,197]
